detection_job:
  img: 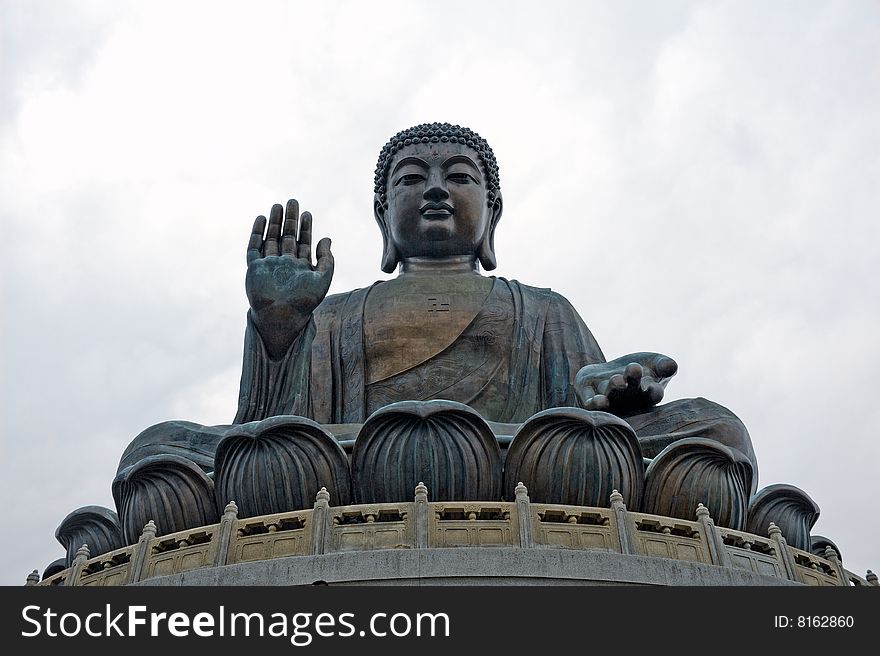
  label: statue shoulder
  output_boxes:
[313,282,382,327]
[494,276,548,297]
[494,277,579,313]
[315,289,354,312]
[492,276,602,362]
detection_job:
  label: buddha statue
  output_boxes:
[114,123,758,541]
[240,122,754,459]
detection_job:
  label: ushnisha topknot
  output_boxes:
[374,122,501,207]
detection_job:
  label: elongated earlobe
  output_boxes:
[478,239,496,270]
[380,241,399,273]
[374,195,399,273]
[478,196,503,271]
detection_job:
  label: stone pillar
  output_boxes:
[127,520,157,584]
[768,522,798,582]
[866,570,878,586]
[414,482,429,549]
[25,570,40,586]
[695,503,731,568]
[514,482,533,549]
[610,490,635,555]
[823,546,849,587]
[65,544,90,587]
[212,501,239,567]
[310,487,331,556]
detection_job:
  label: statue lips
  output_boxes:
[420,201,455,219]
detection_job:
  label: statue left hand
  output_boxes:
[575,352,678,416]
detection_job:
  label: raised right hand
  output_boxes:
[245,199,334,359]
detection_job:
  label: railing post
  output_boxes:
[610,490,635,555]
[695,503,732,568]
[823,546,849,587]
[213,501,239,567]
[414,482,429,549]
[127,520,157,584]
[65,544,90,587]
[768,522,798,582]
[25,570,40,586]
[310,487,331,555]
[514,482,533,548]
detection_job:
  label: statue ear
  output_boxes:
[374,195,399,273]
[478,194,503,271]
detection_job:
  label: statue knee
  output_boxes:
[117,420,228,475]
[681,397,754,456]
[626,397,757,485]
[114,420,228,543]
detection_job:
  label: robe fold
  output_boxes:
[120,277,755,485]
[234,277,605,425]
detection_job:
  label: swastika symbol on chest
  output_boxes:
[427,297,450,312]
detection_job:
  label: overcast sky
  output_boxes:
[2,0,878,585]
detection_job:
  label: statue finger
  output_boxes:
[264,204,283,256]
[624,362,643,389]
[281,199,298,255]
[639,380,665,406]
[315,237,334,276]
[247,215,267,264]
[584,394,610,412]
[574,381,596,407]
[653,355,678,379]
[297,211,313,263]
[281,221,296,255]
[286,199,299,230]
[604,373,627,400]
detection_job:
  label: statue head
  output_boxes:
[373,123,503,273]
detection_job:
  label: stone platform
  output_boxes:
[137,548,799,586]
[37,485,874,587]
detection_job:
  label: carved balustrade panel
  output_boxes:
[429,502,517,548]
[530,503,619,552]
[628,511,711,564]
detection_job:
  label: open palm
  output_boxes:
[245,199,334,358]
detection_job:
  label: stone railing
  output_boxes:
[32,484,878,588]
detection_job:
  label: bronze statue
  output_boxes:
[115,123,757,535]
[233,123,754,462]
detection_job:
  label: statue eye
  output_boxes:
[395,173,425,186]
[447,172,476,184]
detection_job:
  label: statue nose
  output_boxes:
[423,173,449,201]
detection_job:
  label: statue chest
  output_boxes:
[362,275,495,384]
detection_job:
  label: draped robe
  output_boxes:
[119,277,755,482]
[234,277,605,425]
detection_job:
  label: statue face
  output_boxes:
[379,141,498,264]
